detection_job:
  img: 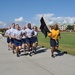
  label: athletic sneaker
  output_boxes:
[18,51,21,54]
[51,55,55,58]
[8,47,10,50]
[12,50,15,54]
[17,52,20,57]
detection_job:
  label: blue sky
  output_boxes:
[0,0,75,28]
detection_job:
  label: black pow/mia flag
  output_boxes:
[40,17,50,38]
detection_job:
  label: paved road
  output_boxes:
[0,37,75,75]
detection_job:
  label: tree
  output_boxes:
[66,25,73,30]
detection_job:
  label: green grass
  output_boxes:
[38,32,75,55]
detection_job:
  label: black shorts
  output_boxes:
[50,38,59,47]
[7,37,10,43]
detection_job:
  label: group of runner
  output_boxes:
[5,23,38,57]
[5,22,61,58]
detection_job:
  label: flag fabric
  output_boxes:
[40,17,50,38]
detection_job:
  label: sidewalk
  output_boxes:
[0,37,75,75]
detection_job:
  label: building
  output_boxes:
[73,25,75,31]
[58,24,67,31]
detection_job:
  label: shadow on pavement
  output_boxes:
[20,53,29,56]
[35,48,47,54]
[54,49,67,57]
[20,46,47,57]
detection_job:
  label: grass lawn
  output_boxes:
[38,32,75,55]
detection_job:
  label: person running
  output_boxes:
[24,23,34,55]
[21,26,27,52]
[5,26,11,50]
[12,24,22,57]
[9,23,15,54]
[32,26,38,53]
[48,24,61,58]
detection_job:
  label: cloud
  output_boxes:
[1,13,75,28]
[14,17,24,22]
[0,21,6,27]
[34,13,75,25]
[0,21,3,24]
[3,23,6,26]
[34,13,54,20]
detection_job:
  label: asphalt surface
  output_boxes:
[0,37,75,75]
